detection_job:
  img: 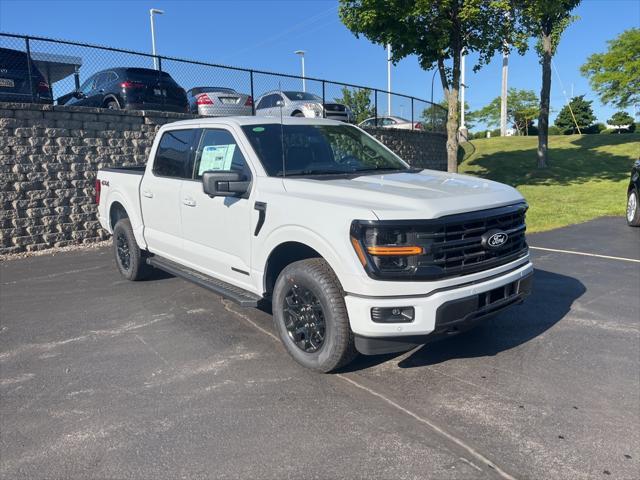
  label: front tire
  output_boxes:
[272,258,357,372]
[113,218,150,280]
[627,188,640,226]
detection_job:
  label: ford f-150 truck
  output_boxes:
[96,117,533,372]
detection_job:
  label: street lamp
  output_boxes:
[150,8,164,70]
[294,50,306,92]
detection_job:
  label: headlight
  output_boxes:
[350,222,424,277]
[302,103,321,111]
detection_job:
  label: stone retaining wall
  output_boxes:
[0,102,446,254]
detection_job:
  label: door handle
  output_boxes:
[142,190,154,198]
[183,197,196,207]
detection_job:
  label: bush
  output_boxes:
[490,128,501,137]
[527,124,539,136]
[548,125,562,135]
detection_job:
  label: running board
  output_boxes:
[146,256,261,307]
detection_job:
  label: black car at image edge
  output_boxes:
[627,159,640,227]
[57,67,188,113]
[0,47,53,104]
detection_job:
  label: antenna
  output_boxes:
[278,82,286,178]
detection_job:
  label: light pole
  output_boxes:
[387,44,392,115]
[459,50,468,142]
[430,69,438,131]
[294,50,306,92]
[500,50,508,136]
[460,50,466,130]
[150,8,164,70]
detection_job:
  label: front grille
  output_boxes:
[324,103,346,112]
[353,203,529,281]
[418,204,528,278]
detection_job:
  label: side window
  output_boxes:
[79,75,96,94]
[194,129,251,180]
[100,71,117,86]
[94,73,108,89]
[153,129,198,178]
[382,118,394,126]
[361,119,372,127]
[256,96,270,110]
[274,94,284,106]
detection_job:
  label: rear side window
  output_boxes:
[153,129,199,178]
[193,129,251,179]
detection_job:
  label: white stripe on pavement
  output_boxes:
[530,246,640,263]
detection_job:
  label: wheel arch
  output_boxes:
[102,94,121,108]
[109,201,128,229]
[263,241,322,298]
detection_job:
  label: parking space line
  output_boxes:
[337,374,517,480]
[529,246,640,263]
[222,299,517,480]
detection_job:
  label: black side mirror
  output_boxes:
[73,91,86,99]
[202,171,250,197]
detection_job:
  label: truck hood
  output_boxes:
[283,170,525,220]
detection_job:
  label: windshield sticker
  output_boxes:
[199,144,236,174]
[252,126,265,132]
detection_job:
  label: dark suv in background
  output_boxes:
[0,47,53,104]
[57,67,188,113]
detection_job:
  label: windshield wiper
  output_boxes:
[353,166,413,173]
[284,169,350,176]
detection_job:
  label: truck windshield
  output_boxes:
[241,124,409,177]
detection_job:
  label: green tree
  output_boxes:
[607,111,635,133]
[333,87,375,124]
[339,0,524,173]
[581,28,640,110]
[471,88,539,135]
[421,100,473,131]
[554,95,595,134]
[516,0,581,167]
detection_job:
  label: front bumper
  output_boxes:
[345,261,533,354]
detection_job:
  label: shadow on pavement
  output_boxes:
[344,268,585,372]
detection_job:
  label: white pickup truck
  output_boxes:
[96,117,533,372]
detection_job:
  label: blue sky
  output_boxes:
[1,0,638,129]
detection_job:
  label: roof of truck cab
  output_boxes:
[161,116,346,129]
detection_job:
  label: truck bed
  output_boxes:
[100,166,146,175]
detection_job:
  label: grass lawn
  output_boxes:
[459,134,640,232]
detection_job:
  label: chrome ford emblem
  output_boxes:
[482,229,509,249]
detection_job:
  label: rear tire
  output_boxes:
[105,99,120,110]
[272,258,357,372]
[292,111,305,117]
[113,218,150,280]
[627,188,640,227]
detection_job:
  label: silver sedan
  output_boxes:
[254,90,352,122]
[359,116,423,130]
[187,87,253,117]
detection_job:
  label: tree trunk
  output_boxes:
[537,32,552,169]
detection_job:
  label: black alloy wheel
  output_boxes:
[116,230,131,271]
[283,284,326,353]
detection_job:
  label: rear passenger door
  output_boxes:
[140,128,199,262]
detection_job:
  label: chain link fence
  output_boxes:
[0,32,446,131]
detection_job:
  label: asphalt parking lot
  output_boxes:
[1,216,639,480]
